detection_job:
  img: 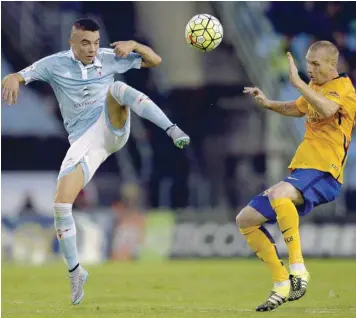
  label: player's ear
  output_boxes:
[329,62,336,71]
[328,56,337,69]
[69,38,76,50]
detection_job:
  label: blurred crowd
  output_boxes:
[267,2,356,82]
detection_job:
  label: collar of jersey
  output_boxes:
[69,49,102,69]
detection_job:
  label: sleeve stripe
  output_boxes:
[99,48,115,56]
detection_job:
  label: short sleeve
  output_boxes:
[100,49,142,74]
[295,95,308,114]
[114,52,142,73]
[18,56,53,84]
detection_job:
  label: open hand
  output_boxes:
[243,87,270,109]
[2,74,20,105]
[287,52,303,88]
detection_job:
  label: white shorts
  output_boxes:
[58,107,131,187]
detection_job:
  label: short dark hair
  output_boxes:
[73,18,100,32]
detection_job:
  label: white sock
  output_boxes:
[53,203,79,271]
[110,81,174,130]
[290,263,306,273]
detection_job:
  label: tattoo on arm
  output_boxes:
[268,101,304,117]
[279,103,294,114]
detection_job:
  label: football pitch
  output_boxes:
[2,259,356,317]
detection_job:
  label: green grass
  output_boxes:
[2,259,356,317]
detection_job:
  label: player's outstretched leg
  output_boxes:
[237,206,290,312]
[108,81,190,149]
[54,165,89,305]
[268,182,310,301]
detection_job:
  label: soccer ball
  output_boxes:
[185,14,223,52]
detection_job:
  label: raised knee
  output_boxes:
[268,183,304,206]
[236,205,267,231]
[110,81,128,105]
[236,207,251,229]
[235,213,240,227]
[267,186,284,201]
[267,182,298,202]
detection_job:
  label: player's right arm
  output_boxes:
[243,87,305,117]
[1,73,25,105]
[2,55,53,105]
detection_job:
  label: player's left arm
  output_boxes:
[287,52,341,118]
[295,82,341,118]
[131,41,162,68]
[110,40,162,68]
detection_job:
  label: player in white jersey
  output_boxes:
[2,18,190,305]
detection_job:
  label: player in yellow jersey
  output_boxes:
[238,41,356,312]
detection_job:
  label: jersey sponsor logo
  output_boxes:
[74,99,98,108]
[326,91,340,99]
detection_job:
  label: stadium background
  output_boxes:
[2,1,356,266]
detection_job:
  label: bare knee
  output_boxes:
[267,181,304,205]
[236,206,267,229]
[267,181,288,200]
[106,88,128,129]
[236,209,245,228]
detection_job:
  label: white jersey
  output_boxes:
[19,48,142,142]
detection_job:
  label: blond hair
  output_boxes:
[309,41,339,66]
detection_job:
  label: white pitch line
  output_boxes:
[162,306,356,314]
[3,301,356,314]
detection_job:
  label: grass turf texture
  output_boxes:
[2,259,356,317]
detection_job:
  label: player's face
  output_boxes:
[70,30,100,65]
[306,49,333,86]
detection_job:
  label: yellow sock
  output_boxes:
[271,198,304,265]
[240,225,289,282]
